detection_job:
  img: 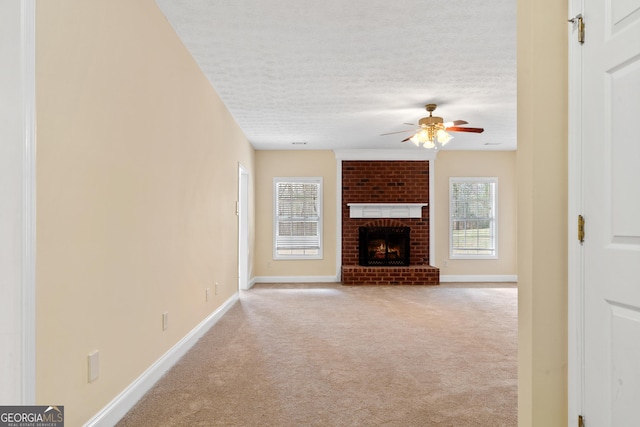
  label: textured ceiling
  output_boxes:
[155,0,517,151]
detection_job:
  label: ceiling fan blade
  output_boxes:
[446,126,484,133]
[444,120,469,127]
[380,129,416,136]
[400,135,414,143]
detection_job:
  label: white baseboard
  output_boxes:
[251,275,515,285]
[250,275,516,284]
[84,292,239,427]
[252,275,340,284]
[247,277,258,289]
[440,274,518,283]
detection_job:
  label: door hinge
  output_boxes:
[568,14,585,44]
[578,414,585,427]
[578,215,585,243]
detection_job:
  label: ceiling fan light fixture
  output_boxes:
[411,125,451,149]
[436,129,453,145]
[410,128,430,145]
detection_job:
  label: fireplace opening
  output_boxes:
[359,226,410,266]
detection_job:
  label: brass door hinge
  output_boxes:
[579,414,585,427]
[578,215,585,243]
[569,14,585,44]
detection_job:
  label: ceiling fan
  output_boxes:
[381,104,484,149]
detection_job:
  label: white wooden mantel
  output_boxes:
[347,203,428,219]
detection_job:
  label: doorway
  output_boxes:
[238,163,249,290]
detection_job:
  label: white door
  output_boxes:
[579,0,640,424]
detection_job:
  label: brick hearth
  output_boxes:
[341,160,439,285]
[341,265,439,286]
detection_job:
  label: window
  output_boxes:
[449,177,497,259]
[273,177,322,259]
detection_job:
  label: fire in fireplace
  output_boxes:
[359,226,410,266]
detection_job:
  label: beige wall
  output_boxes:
[35,1,255,425]
[254,151,337,279]
[255,150,515,281]
[434,151,517,278]
[517,0,568,424]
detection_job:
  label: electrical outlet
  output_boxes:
[443,259,448,267]
[162,312,169,331]
[88,351,99,383]
[215,282,219,295]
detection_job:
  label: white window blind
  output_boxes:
[449,177,497,258]
[274,178,322,258]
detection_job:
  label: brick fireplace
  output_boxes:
[341,160,439,285]
[359,226,410,266]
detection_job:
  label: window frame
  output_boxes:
[273,177,323,260]
[449,177,498,260]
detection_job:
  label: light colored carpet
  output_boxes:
[117,283,517,426]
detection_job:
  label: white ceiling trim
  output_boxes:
[333,149,436,161]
